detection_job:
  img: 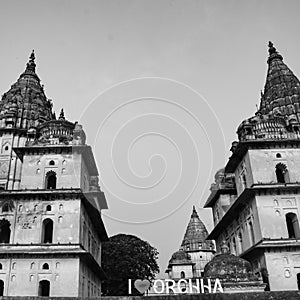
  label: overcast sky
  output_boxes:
[1,0,300,277]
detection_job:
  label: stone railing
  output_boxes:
[240,131,300,141]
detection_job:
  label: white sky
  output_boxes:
[1,0,300,277]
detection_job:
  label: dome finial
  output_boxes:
[267,41,283,63]
[24,49,36,73]
[59,108,65,120]
[191,205,198,217]
[220,240,229,254]
[268,41,276,54]
[29,50,35,64]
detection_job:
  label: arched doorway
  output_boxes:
[0,219,10,243]
[0,280,4,296]
[297,273,300,290]
[261,268,270,291]
[38,280,50,296]
[45,171,57,189]
[41,219,53,243]
[286,213,300,238]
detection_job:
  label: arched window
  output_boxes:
[42,219,53,243]
[42,263,49,270]
[286,213,300,238]
[0,219,10,243]
[0,263,2,270]
[2,203,9,213]
[49,160,55,166]
[241,172,247,188]
[261,268,270,291]
[249,221,255,245]
[180,271,185,279]
[46,205,52,212]
[238,232,243,253]
[232,237,237,255]
[0,280,4,296]
[38,280,50,296]
[276,163,289,183]
[215,209,220,222]
[45,171,57,189]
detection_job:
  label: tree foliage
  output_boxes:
[101,233,159,296]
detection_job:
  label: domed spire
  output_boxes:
[181,206,213,251]
[258,42,300,119]
[0,51,54,130]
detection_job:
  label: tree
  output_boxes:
[101,233,159,296]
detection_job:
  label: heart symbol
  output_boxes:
[134,279,150,294]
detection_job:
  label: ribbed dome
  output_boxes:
[27,109,86,146]
[259,42,300,119]
[0,51,54,130]
[181,206,214,251]
[204,244,256,282]
[168,250,193,265]
[237,113,288,142]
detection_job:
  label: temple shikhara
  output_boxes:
[166,206,215,280]
[205,42,300,291]
[0,51,108,296]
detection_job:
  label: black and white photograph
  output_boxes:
[0,1,300,299]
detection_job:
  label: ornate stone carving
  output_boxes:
[0,161,9,179]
